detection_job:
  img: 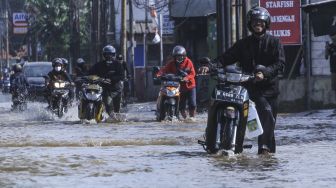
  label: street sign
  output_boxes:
[13,12,28,34]
[260,0,302,45]
[162,15,174,35]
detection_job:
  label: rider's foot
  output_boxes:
[258,145,270,155]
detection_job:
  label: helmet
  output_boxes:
[13,64,22,73]
[52,58,63,72]
[199,57,211,66]
[77,58,85,64]
[102,45,116,62]
[61,58,68,67]
[247,6,271,33]
[172,45,187,64]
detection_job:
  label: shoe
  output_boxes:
[180,110,187,119]
[258,145,270,155]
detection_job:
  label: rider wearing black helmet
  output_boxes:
[46,58,74,105]
[75,58,88,77]
[88,45,125,115]
[10,64,29,97]
[217,6,285,154]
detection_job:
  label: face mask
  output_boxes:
[55,66,62,72]
[106,61,113,64]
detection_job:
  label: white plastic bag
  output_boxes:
[245,100,263,138]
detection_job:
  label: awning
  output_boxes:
[169,0,216,18]
[302,0,336,36]
[128,21,157,34]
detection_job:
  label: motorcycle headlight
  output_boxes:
[226,73,242,83]
[85,91,101,101]
[166,88,177,97]
[54,82,66,88]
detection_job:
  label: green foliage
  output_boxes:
[25,0,90,60]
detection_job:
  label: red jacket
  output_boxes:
[157,57,196,91]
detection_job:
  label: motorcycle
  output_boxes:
[198,64,260,155]
[76,75,107,123]
[11,87,28,111]
[155,73,183,121]
[48,80,72,118]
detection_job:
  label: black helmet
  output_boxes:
[61,58,68,66]
[247,6,271,33]
[199,57,211,66]
[102,45,116,62]
[13,64,22,73]
[172,45,187,64]
[52,58,63,67]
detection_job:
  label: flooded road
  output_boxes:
[1,93,336,188]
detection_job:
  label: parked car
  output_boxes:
[23,62,53,101]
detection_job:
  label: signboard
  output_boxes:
[13,12,28,34]
[162,15,174,35]
[260,0,301,45]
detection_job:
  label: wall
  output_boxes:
[279,76,336,112]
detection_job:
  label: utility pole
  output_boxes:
[5,0,9,68]
[144,0,148,92]
[128,0,135,97]
[121,0,127,59]
[304,0,312,110]
[159,14,163,66]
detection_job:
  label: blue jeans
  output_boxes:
[179,87,196,111]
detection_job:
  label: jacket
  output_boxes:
[88,60,125,92]
[10,72,29,93]
[219,33,285,98]
[157,57,196,91]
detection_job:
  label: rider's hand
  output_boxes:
[255,71,264,81]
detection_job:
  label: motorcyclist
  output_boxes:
[156,45,197,120]
[217,7,285,154]
[197,57,211,75]
[75,58,88,77]
[61,58,69,72]
[88,45,125,115]
[46,58,75,107]
[10,64,29,109]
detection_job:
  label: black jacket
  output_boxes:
[10,72,29,93]
[219,33,285,97]
[88,60,125,92]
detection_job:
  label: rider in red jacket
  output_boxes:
[157,45,197,120]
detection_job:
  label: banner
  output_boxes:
[260,0,301,45]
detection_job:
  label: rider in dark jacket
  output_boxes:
[218,7,285,154]
[46,58,74,106]
[10,64,29,107]
[88,45,125,115]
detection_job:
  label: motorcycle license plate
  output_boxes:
[215,89,243,103]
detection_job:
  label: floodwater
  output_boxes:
[0,93,336,188]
